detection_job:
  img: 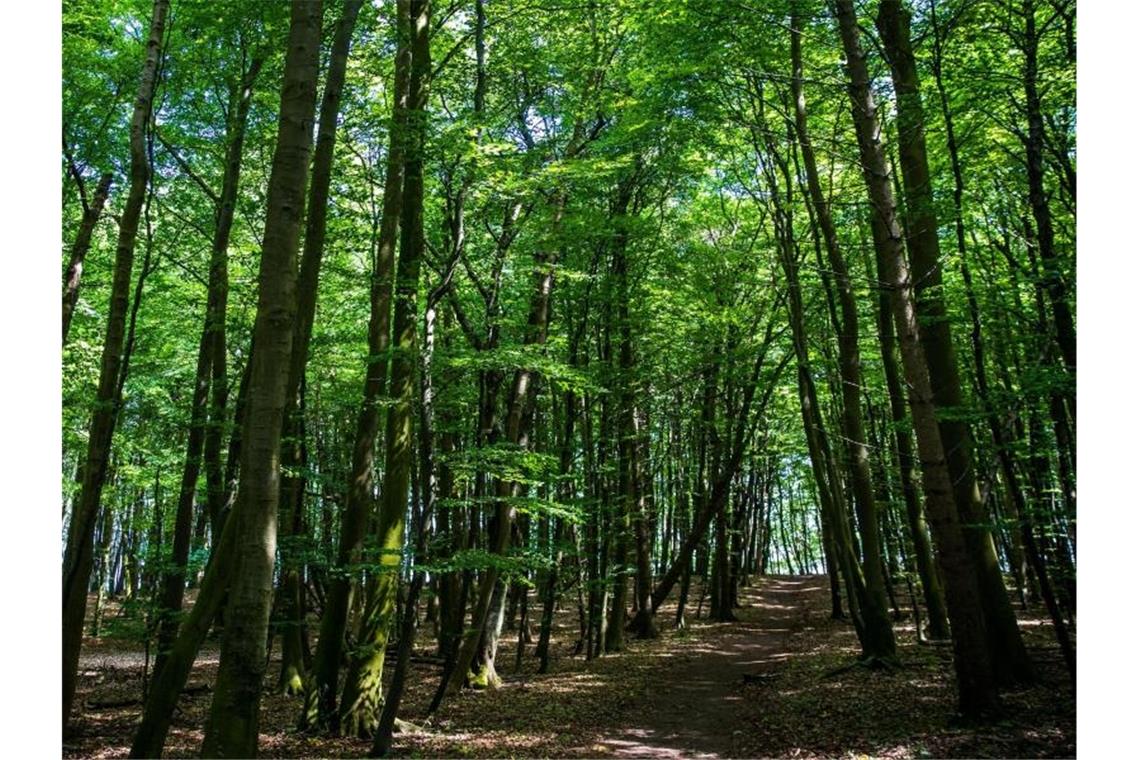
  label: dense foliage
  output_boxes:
[61,0,1075,754]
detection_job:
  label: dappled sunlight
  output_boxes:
[65,574,1073,759]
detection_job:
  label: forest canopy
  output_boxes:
[50,0,1083,756]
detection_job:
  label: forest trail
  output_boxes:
[67,573,1075,759]
[592,575,822,759]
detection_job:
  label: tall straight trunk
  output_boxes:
[789,7,894,661]
[198,1,322,755]
[925,1,1010,642]
[62,171,113,344]
[592,391,611,656]
[277,0,365,697]
[754,105,867,644]
[370,288,442,757]
[337,0,429,737]
[304,0,412,732]
[606,375,631,651]
[154,328,211,676]
[875,0,1033,686]
[610,180,657,643]
[835,0,998,717]
[861,235,949,639]
[62,0,168,732]
[710,492,734,621]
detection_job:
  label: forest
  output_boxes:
[59,0,1078,757]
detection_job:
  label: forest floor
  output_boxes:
[65,575,1074,759]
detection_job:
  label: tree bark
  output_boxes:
[875,0,1033,685]
[276,0,365,698]
[62,0,168,732]
[789,7,895,661]
[337,0,429,737]
[304,0,412,732]
[835,0,999,717]
[1019,0,1076,381]
[198,1,322,754]
[154,52,264,681]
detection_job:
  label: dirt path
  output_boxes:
[67,572,1073,758]
[592,575,823,759]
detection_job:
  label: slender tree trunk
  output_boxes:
[202,58,262,557]
[755,103,868,645]
[370,289,442,756]
[1019,0,1076,381]
[155,327,212,676]
[198,1,322,754]
[155,56,263,672]
[863,239,950,639]
[62,0,168,732]
[276,0,364,698]
[790,7,895,661]
[62,171,113,344]
[538,350,581,669]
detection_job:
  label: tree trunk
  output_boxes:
[62,0,168,732]
[202,57,262,557]
[835,0,998,717]
[1020,0,1076,381]
[198,1,322,754]
[303,0,412,732]
[62,171,113,345]
[338,0,429,737]
[865,236,949,639]
[875,0,1033,686]
[276,0,364,698]
[789,6,895,661]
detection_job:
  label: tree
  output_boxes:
[875,0,1033,686]
[62,0,169,731]
[199,1,322,754]
[337,0,431,738]
[834,0,998,718]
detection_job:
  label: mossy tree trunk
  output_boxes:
[337,0,429,737]
[303,0,411,732]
